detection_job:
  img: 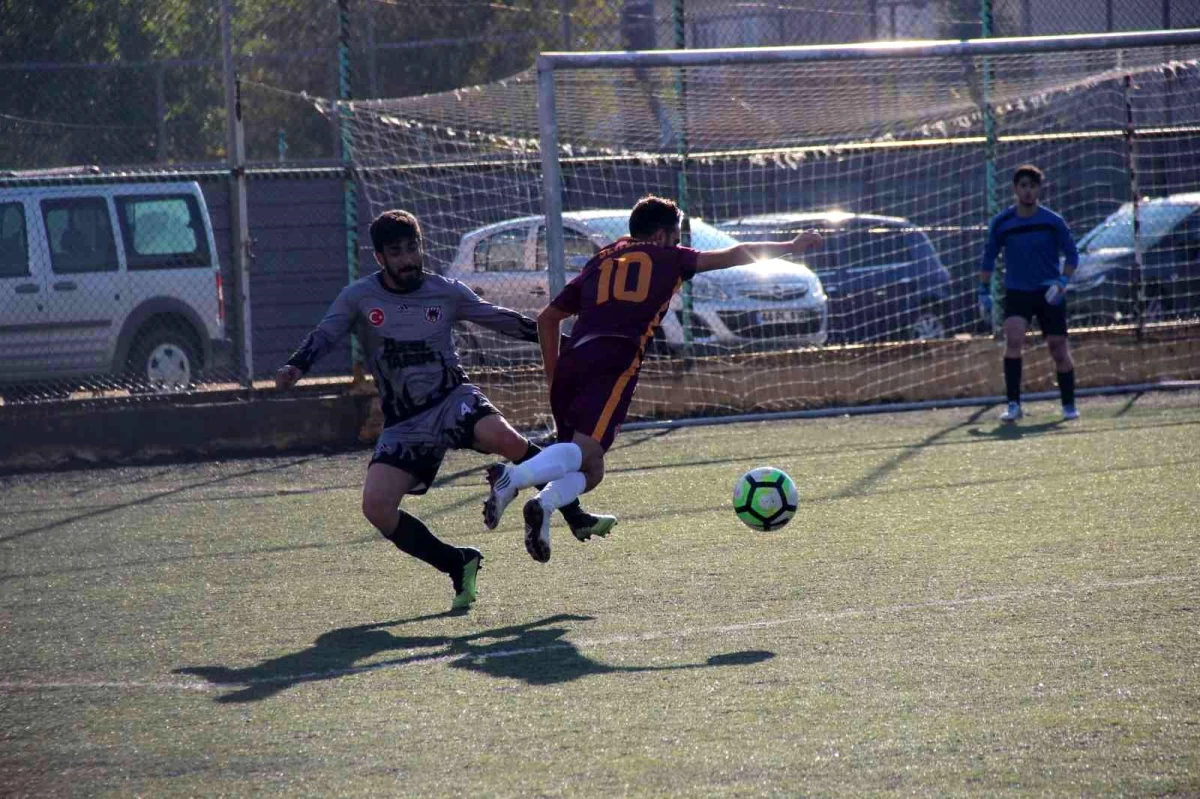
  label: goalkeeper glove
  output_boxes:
[1044,274,1070,305]
[977,282,993,316]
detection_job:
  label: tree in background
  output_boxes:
[0,0,620,171]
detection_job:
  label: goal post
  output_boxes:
[343,27,1200,428]
[537,28,1200,298]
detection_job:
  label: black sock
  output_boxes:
[384,510,463,575]
[516,440,587,523]
[514,440,542,466]
[1004,357,1022,403]
[1058,369,1075,407]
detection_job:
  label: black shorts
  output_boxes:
[368,384,499,494]
[1004,288,1068,336]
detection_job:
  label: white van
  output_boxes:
[0,181,230,393]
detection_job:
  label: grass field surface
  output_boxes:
[2,391,1198,796]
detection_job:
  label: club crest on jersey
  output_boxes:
[424,306,443,323]
[367,308,386,327]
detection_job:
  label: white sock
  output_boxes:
[536,471,587,511]
[510,443,582,488]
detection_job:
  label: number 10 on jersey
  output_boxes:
[596,252,652,304]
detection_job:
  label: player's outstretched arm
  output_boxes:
[537,303,572,386]
[276,287,357,388]
[454,281,539,342]
[695,231,822,273]
[275,364,302,389]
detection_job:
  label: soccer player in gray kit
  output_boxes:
[276,210,615,611]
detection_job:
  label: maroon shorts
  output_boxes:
[551,336,642,452]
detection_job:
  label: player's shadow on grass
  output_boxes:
[1114,392,1142,417]
[830,405,992,500]
[967,419,1064,440]
[175,613,774,703]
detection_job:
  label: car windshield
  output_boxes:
[579,216,740,251]
[1080,202,1197,251]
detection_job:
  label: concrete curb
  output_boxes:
[3,324,1195,475]
[0,391,373,474]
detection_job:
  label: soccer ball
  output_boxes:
[733,467,799,531]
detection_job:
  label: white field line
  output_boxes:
[0,573,1192,694]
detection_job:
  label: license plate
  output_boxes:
[758,309,810,324]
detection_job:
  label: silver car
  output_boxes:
[444,211,827,360]
[0,180,230,397]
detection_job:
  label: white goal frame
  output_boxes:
[535,27,1200,299]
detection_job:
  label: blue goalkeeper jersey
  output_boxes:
[980,205,1079,291]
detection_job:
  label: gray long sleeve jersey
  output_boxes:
[286,271,537,427]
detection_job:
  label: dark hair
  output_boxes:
[629,195,682,238]
[369,210,422,252]
[1013,165,1044,185]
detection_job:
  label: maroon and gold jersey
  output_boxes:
[550,237,699,347]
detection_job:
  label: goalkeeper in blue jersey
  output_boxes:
[275,210,614,611]
[978,165,1080,423]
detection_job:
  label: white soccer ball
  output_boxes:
[732,467,799,531]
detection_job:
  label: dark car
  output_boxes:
[717,212,953,342]
[1069,193,1200,326]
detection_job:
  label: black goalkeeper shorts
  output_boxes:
[1004,288,1068,337]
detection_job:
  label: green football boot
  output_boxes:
[450,548,483,610]
[567,511,618,542]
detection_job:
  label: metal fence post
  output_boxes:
[538,60,566,302]
[338,0,362,373]
[155,64,167,163]
[981,0,1001,333]
[1123,73,1145,342]
[673,0,693,349]
[222,0,253,387]
[561,0,573,50]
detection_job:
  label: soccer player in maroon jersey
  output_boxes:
[483,195,822,562]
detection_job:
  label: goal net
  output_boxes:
[344,32,1200,427]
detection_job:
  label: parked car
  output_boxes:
[717,212,954,342]
[443,211,828,362]
[0,181,230,397]
[1069,192,1200,325]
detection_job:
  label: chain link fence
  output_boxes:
[1,1,1197,407]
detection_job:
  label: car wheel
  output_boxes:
[126,327,200,392]
[909,308,948,340]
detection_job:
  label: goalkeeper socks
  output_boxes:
[519,441,587,522]
[1057,369,1076,407]
[510,442,582,488]
[1004,357,1022,403]
[537,471,588,512]
[385,510,462,574]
